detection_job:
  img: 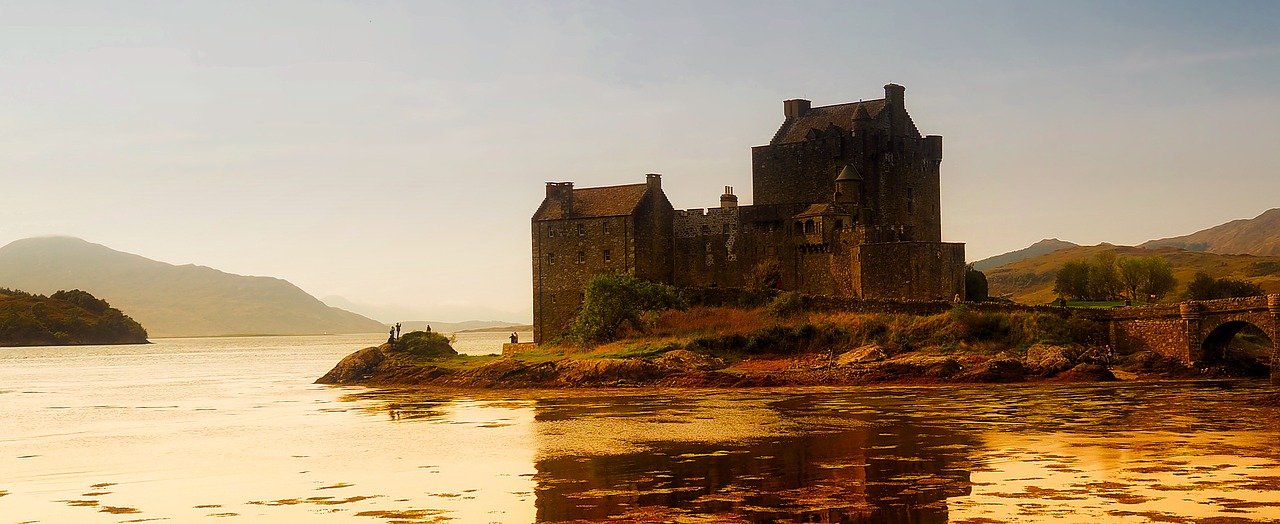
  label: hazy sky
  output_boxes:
[3,1,1279,322]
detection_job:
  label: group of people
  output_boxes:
[387,321,521,345]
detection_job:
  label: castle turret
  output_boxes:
[834,164,862,220]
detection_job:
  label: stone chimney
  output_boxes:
[719,186,738,208]
[545,182,574,216]
[646,173,662,190]
[783,99,811,118]
[884,84,905,106]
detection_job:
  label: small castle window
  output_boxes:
[721,224,729,234]
[577,251,585,263]
[548,253,556,265]
[835,219,844,230]
[603,249,611,262]
[576,223,585,237]
[805,220,815,234]
[548,227,555,238]
[603,222,611,234]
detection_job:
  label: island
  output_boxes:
[0,288,149,346]
[317,279,1268,388]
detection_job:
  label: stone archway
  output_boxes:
[1198,320,1274,374]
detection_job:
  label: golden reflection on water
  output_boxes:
[3,336,1280,522]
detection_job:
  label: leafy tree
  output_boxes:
[567,273,686,344]
[1216,278,1264,298]
[1141,257,1176,301]
[1185,271,1264,300]
[1118,257,1148,302]
[1087,251,1121,301]
[1185,272,1218,300]
[1054,260,1091,300]
[964,265,988,302]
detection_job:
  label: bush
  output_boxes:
[567,273,686,344]
[766,291,807,319]
[392,330,457,357]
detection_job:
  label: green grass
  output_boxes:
[1065,301,1127,308]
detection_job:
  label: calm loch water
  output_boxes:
[2,335,1279,523]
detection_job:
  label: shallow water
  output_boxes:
[2,336,1279,523]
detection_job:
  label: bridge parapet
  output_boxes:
[1196,295,1273,314]
[1268,294,1280,314]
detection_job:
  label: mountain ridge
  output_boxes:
[0,237,386,337]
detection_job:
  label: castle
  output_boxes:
[531,84,966,342]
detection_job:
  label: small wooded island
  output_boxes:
[0,288,149,346]
[318,276,1270,388]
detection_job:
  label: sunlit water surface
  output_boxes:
[2,335,1279,523]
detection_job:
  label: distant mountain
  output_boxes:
[972,239,1078,271]
[1140,208,1280,256]
[396,320,525,333]
[985,244,1280,304]
[320,295,528,326]
[0,237,386,337]
[0,288,148,346]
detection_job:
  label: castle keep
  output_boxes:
[532,84,966,342]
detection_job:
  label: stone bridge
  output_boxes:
[1106,294,1280,382]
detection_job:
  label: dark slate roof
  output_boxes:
[533,183,650,220]
[793,203,847,218]
[771,99,887,144]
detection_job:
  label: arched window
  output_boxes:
[805,220,815,234]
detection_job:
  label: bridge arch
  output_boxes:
[1197,319,1273,366]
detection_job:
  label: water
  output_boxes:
[2,336,1280,523]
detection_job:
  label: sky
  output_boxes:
[2,1,1279,322]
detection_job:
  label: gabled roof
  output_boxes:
[533,183,650,220]
[771,99,887,144]
[792,203,849,218]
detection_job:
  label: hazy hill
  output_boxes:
[0,288,148,346]
[0,237,386,337]
[985,244,1280,304]
[1140,208,1280,256]
[972,238,1078,271]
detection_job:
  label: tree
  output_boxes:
[1118,257,1148,301]
[964,265,989,302]
[1185,271,1264,300]
[1141,257,1176,301]
[567,273,686,344]
[1054,260,1092,300]
[1087,251,1121,301]
[1186,272,1218,300]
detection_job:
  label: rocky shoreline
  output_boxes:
[316,342,1129,389]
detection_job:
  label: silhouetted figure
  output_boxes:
[388,327,395,344]
[394,322,402,339]
[509,332,518,344]
[426,325,431,333]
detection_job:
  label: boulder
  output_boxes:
[654,349,727,371]
[837,344,887,366]
[315,345,387,384]
[1024,344,1076,375]
[958,357,1027,383]
[1052,363,1116,382]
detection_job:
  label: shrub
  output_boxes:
[393,331,457,357]
[766,291,807,318]
[567,273,686,344]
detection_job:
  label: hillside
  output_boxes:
[972,239,1079,271]
[1140,208,1280,256]
[0,237,386,337]
[0,288,148,346]
[985,244,1280,304]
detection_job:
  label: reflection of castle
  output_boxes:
[532,84,966,341]
[530,397,974,522]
